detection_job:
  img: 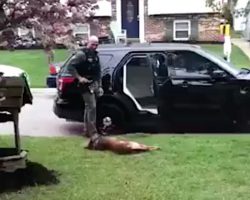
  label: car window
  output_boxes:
[60,53,113,75]
[99,54,113,67]
[64,53,112,68]
[167,50,230,78]
[202,48,240,75]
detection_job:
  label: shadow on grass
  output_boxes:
[0,161,60,193]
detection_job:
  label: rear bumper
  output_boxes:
[53,98,83,122]
[46,75,57,88]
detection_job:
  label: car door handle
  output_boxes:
[240,87,249,95]
[181,81,189,88]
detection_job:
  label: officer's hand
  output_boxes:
[79,77,90,84]
[97,87,104,97]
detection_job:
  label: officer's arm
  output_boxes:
[68,51,86,80]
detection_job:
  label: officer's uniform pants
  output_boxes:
[82,82,98,136]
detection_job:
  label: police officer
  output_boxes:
[69,35,103,137]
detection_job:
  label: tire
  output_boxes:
[97,103,126,135]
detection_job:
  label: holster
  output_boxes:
[77,80,95,93]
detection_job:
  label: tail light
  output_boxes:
[58,77,75,92]
[49,64,57,75]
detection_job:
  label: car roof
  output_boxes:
[97,42,201,53]
[73,43,205,73]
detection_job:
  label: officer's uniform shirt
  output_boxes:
[68,48,101,82]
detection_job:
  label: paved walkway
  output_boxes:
[0,89,84,137]
[231,38,250,59]
[30,88,57,94]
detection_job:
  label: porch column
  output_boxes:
[139,0,145,43]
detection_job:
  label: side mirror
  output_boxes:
[239,68,250,74]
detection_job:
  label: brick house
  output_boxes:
[90,0,224,43]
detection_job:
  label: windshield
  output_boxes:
[201,48,241,76]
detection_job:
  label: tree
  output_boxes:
[206,0,239,11]
[206,0,245,26]
[0,0,98,48]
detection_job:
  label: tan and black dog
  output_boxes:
[85,134,160,155]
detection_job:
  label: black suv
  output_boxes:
[53,43,250,133]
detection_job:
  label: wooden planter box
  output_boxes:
[0,148,27,173]
[0,75,29,172]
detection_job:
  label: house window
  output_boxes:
[173,20,191,41]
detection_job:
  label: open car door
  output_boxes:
[123,53,158,114]
[149,52,172,119]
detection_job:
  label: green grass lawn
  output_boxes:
[1,134,250,200]
[0,49,68,88]
[231,30,243,39]
[0,44,249,88]
[201,44,250,68]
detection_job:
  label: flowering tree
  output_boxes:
[0,0,97,47]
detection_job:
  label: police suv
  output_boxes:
[53,43,250,133]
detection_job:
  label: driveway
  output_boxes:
[0,89,84,137]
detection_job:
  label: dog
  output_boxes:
[85,134,160,155]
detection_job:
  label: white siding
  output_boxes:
[233,16,246,31]
[92,0,112,17]
[147,0,222,15]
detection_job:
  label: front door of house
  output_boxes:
[121,0,139,38]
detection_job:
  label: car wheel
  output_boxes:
[97,103,126,135]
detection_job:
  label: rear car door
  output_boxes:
[122,53,157,112]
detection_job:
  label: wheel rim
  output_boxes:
[98,106,125,135]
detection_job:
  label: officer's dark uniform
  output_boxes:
[68,48,102,136]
